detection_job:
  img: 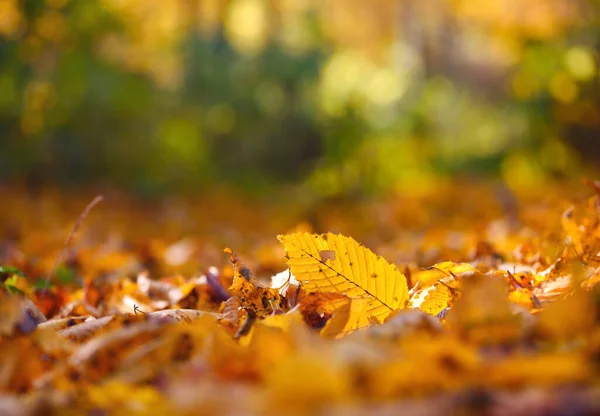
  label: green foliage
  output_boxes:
[0,266,25,280]
[0,266,25,295]
[0,0,598,196]
[55,266,77,286]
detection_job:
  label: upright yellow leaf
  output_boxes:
[278,233,409,331]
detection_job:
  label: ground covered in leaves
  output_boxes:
[2,181,600,415]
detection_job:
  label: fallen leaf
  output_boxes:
[279,233,409,331]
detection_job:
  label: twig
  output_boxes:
[43,195,103,292]
[133,304,146,315]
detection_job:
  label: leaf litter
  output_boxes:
[2,182,600,414]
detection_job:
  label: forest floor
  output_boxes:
[1,179,600,415]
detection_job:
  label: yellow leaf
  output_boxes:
[320,296,370,338]
[561,205,583,253]
[446,274,523,345]
[265,354,351,412]
[373,334,479,398]
[409,274,462,316]
[278,233,409,331]
[412,261,476,288]
[227,270,283,318]
[484,353,590,388]
[84,380,172,414]
[508,288,534,308]
[535,288,596,341]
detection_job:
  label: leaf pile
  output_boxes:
[2,182,600,415]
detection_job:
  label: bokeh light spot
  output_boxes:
[564,46,596,81]
[225,0,269,56]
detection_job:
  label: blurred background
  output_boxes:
[0,0,598,199]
